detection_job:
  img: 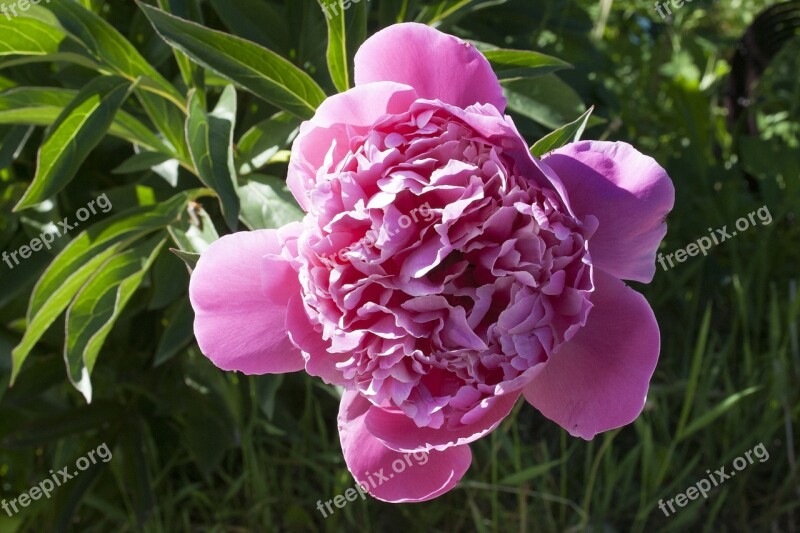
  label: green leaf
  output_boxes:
[236,174,304,230]
[0,125,33,169]
[28,191,203,318]
[0,336,10,403]
[53,450,105,531]
[44,0,183,105]
[0,245,49,313]
[40,0,189,158]
[345,0,368,76]
[0,87,170,153]
[318,0,349,92]
[113,151,174,175]
[137,92,191,162]
[483,48,572,80]
[676,386,761,442]
[675,305,712,437]
[0,87,71,125]
[156,0,205,89]
[148,248,188,310]
[11,190,207,384]
[0,51,101,70]
[154,299,194,366]
[167,201,219,256]
[206,0,289,52]
[186,86,240,230]
[236,112,299,175]
[1,401,121,448]
[179,391,237,475]
[14,76,135,211]
[0,16,67,56]
[11,243,124,379]
[117,422,156,528]
[531,106,594,157]
[169,248,200,271]
[414,0,474,25]
[254,374,284,420]
[499,457,568,485]
[739,135,800,182]
[138,2,327,119]
[0,341,62,404]
[502,75,586,130]
[65,235,166,402]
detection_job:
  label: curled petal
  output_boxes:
[364,391,520,452]
[339,391,472,502]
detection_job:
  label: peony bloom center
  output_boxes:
[287,99,597,429]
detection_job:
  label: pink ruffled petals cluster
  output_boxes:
[189,23,674,503]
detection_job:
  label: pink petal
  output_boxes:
[288,82,419,211]
[543,141,674,283]
[189,229,304,374]
[354,23,506,111]
[364,391,519,452]
[522,270,660,440]
[338,391,472,503]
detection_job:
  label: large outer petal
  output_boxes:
[354,23,506,111]
[364,391,520,452]
[288,82,418,211]
[189,229,304,374]
[542,141,674,283]
[338,391,472,503]
[522,270,660,440]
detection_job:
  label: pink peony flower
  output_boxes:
[189,23,674,502]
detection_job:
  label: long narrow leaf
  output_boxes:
[138,2,327,119]
[65,235,166,402]
[0,87,169,154]
[236,112,299,175]
[531,106,594,157]
[0,16,66,56]
[14,76,135,211]
[483,48,572,80]
[186,86,240,230]
[44,0,183,104]
[318,0,349,92]
[11,190,208,383]
[502,75,586,130]
[40,0,189,157]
